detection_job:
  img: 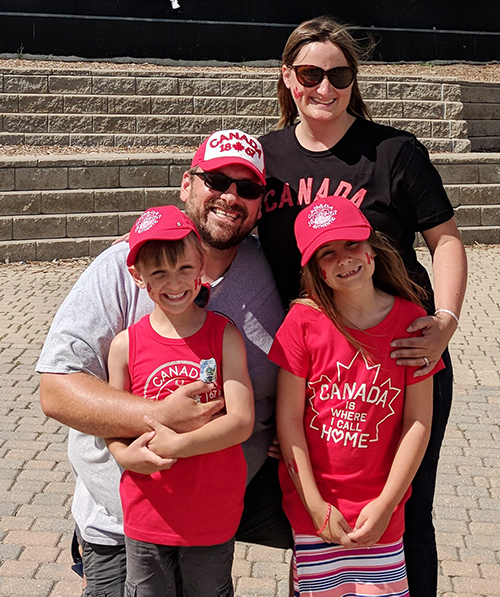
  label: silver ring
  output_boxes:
[423,356,430,367]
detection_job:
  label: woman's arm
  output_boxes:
[348,376,433,546]
[390,217,467,375]
[146,323,254,458]
[277,368,354,547]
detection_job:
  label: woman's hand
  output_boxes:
[107,433,177,474]
[311,502,354,547]
[347,497,393,546]
[389,311,457,376]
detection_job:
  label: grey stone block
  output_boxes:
[48,75,92,94]
[120,165,168,188]
[403,101,445,119]
[366,100,403,118]
[449,120,469,138]
[69,134,114,147]
[69,166,120,189]
[454,206,481,226]
[36,238,90,261]
[420,138,452,152]
[220,116,265,135]
[136,115,179,134]
[94,189,144,212]
[13,215,66,240]
[48,114,93,134]
[41,190,94,214]
[264,117,279,133]
[0,132,25,145]
[236,98,278,116]
[63,95,108,114]
[0,192,41,215]
[18,95,64,114]
[459,226,500,245]
[390,119,431,137]
[92,76,136,95]
[435,164,479,184]
[93,115,136,134]
[108,96,151,114]
[442,84,462,101]
[451,138,472,153]
[193,97,236,115]
[67,214,119,237]
[461,84,500,103]
[151,97,194,115]
[180,115,223,134]
[444,102,464,119]
[178,79,221,96]
[114,134,159,147]
[89,237,116,257]
[431,121,451,138]
[481,206,500,226]
[16,167,68,191]
[262,79,278,98]
[135,77,178,95]
[479,165,500,184]
[471,137,500,152]
[157,134,202,148]
[168,165,187,187]
[0,168,15,191]
[118,212,143,234]
[469,120,500,137]
[0,94,19,113]
[4,75,48,94]
[145,188,182,209]
[0,216,12,240]
[25,133,70,146]
[221,80,263,97]
[388,82,442,100]
[0,239,36,261]
[443,185,461,208]
[358,81,387,99]
[3,114,48,133]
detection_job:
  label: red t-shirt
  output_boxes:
[120,311,247,546]
[269,298,444,543]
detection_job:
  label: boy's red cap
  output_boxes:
[294,196,372,266]
[191,129,266,185]
[127,206,201,267]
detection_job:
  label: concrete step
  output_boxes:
[1,152,499,262]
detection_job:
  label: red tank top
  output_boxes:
[120,311,247,546]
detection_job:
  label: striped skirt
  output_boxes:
[293,534,409,597]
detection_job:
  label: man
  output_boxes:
[37,129,291,597]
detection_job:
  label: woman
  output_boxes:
[258,15,467,597]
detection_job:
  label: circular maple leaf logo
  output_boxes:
[135,210,162,234]
[308,204,337,229]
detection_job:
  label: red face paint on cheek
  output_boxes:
[292,86,303,100]
[321,268,327,280]
[146,282,152,293]
[194,277,201,290]
[365,252,374,265]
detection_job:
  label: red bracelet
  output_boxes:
[317,503,331,535]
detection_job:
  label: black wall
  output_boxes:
[0,1,498,62]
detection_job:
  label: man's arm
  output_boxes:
[40,372,222,438]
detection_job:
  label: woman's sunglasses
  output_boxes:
[193,171,265,200]
[289,65,356,89]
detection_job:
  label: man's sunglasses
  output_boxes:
[289,65,356,89]
[193,171,265,200]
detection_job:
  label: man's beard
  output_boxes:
[185,194,256,251]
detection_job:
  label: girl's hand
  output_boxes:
[389,312,456,376]
[312,502,354,547]
[108,432,177,474]
[347,498,393,546]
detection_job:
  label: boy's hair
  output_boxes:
[134,232,204,271]
[297,231,427,356]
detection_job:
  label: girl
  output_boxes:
[269,195,443,596]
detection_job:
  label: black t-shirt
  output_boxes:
[259,118,454,309]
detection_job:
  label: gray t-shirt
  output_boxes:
[36,236,284,545]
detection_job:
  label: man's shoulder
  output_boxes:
[233,235,275,279]
[74,242,129,288]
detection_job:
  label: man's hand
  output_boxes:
[156,381,224,432]
[389,312,457,376]
[267,436,281,459]
[107,433,177,475]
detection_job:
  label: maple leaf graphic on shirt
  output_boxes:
[307,351,401,443]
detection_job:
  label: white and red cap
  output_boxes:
[191,129,266,185]
[294,196,372,266]
[127,205,201,267]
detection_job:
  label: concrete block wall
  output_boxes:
[0,66,478,153]
[1,152,499,262]
[460,82,500,152]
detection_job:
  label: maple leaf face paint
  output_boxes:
[293,86,303,100]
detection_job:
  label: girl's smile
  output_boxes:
[316,240,375,293]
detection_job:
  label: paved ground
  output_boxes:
[0,244,498,597]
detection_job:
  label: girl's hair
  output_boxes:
[277,15,373,129]
[297,231,427,355]
[134,232,204,270]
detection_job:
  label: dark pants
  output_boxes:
[76,456,292,595]
[404,348,453,597]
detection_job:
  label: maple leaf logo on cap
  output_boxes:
[308,204,337,229]
[135,210,162,234]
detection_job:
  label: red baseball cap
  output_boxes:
[294,196,372,266]
[191,129,266,185]
[127,205,201,267]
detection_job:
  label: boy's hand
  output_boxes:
[156,381,224,433]
[144,415,183,459]
[347,497,393,546]
[108,433,177,474]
